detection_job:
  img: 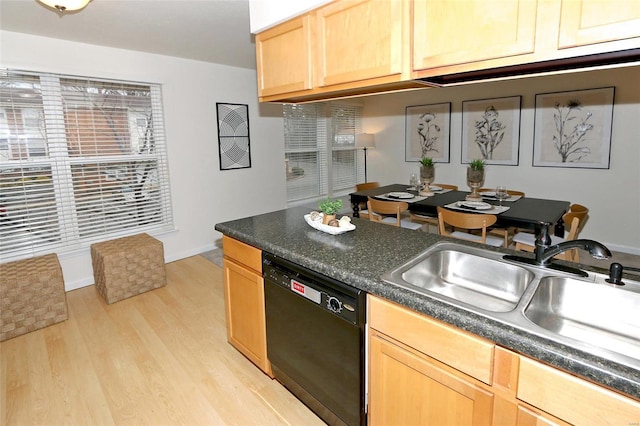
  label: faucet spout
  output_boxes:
[536,239,612,266]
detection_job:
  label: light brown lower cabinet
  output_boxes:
[369,331,494,425]
[367,294,640,425]
[222,236,273,377]
[517,356,640,424]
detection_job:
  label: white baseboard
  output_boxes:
[64,276,95,292]
[165,243,217,263]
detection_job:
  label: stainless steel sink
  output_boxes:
[381,241,640,370]
[382,242,535,312]
[523,276,640,362]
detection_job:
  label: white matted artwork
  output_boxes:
[405,102,451,163]
[533,87,614,169]
[461,96,521,166]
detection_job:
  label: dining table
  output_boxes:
[349,183,571,244]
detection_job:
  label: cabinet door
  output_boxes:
[558,0,640,48]
[412,0,537,71]
[369,333,494,426]
[223,257,272,377]
[317,0,408,87]
[256,14,314,98]
[517,356,640,425]
[516,404,571,426]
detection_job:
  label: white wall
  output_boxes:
[0,30,287,290]
[361,66,640,255]
[249,0,331,33]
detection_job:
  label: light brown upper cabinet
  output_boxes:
[316,0,410,87]
[412,0,538,73]
[558,0,640,49]
[254,0,640,102]
[255,14,314,99]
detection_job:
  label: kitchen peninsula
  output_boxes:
[215,206,640,423]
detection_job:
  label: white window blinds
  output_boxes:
[0,70,173,260]
[283,103,328,202]
[283,102,362,203]
[330,104,362,192]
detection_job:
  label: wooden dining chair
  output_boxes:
[367,197,423,230]
[409,184,459,233]
[437,206,504,247]
[355,182,380,219]
[513,207,589,262]
[478,188,526,246]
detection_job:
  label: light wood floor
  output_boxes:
[1,255,324,426]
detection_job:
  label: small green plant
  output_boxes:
[318,197,343,216]
[420,157,434,167]
[469,159,485,171]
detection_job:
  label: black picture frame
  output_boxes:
[216,102,251,170]
[404,102,451,163]
[533,87,614,169]
[461,96,521,166]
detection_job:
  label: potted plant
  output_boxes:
[419,157,435,196]
[318,197,343,224]
[466,159,485,200]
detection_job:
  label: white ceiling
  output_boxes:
[0,0,257,69]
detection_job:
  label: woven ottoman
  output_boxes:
[0,254,68,341]
[91,233,166,304]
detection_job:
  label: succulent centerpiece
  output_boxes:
[318,197,343,225]
[419,157,435,196]
[466,159,485,201]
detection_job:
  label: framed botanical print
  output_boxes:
[533,87,614,169]
[405,102,451,163]
[217,102,251,170]
[461,96,521,166]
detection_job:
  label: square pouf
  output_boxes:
[91,233,166,304]
[0,254,68,342]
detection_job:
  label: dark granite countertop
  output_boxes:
[215,206,640,401]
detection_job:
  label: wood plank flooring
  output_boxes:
[1,255,325,426]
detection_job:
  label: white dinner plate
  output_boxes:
[429,186,443,191]
[459,201,492,210]
[482,191,496,197]
[387,192,414,199]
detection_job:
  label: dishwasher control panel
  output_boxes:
[263,253,362,325]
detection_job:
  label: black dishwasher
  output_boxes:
[263,252,366,426]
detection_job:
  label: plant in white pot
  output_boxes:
[318,197,343,225]
[419,157,435,196]
[466,159,485,201]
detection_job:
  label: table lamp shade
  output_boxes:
[355,133,376,148]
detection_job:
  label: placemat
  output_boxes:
[480,193,522,202]
[375,193,428,203]
[444,201,510,214]
[406,187,452,195]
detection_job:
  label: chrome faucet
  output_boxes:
[535,239,612,266]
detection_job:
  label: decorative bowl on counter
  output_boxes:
[304,213,355,235]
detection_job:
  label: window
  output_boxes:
[0,70,173,260]
[283,102,363,203]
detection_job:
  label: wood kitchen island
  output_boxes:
[215,206,640,424]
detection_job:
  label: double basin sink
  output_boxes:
[381,241,640,371]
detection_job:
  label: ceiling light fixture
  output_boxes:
[37,0,92,13]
